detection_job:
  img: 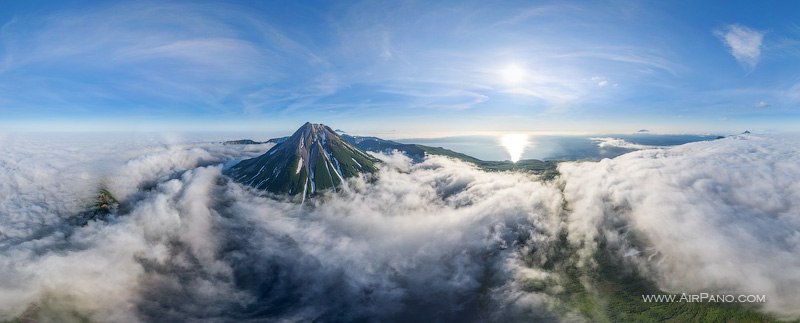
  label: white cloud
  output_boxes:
[590,137,661,150]
[0,3,325,111]
[715,24,764,70]
[557,50,684,77]
[0,134,567,321]
[757,100,770,108]
[0,134,271,321]
[590,76,609,87]
[2,132,800,320]
[561,135,800,318]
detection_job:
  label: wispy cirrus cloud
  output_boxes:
[553,50,685,77]
[715,24,764,70]
[0,2,328,116]
[1,1,796,132]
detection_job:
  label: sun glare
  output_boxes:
[500,64,526,84]
[500,134,528,163]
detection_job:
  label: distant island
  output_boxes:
[223,137,288,145]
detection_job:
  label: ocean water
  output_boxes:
[398,134,722,161]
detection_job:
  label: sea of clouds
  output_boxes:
[0,132,798,322]
[562,134,800,318]
[589,136,661,150]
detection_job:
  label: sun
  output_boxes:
[500,134,528,163]
[500,64,526,84]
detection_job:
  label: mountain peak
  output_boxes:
[294,122,332,142]
[227,123,379,200]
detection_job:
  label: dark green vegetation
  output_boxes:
[414,144,560,179]
[223,139,264,145]
[5,295,92,323]
[592,257,777,322]
[340,133,426,161]
[539,232,783,323]
[587,250,778,322]
[8,126,790,322]
[226,123,378,198]
[336,132,559,178]
[69,188,119,226]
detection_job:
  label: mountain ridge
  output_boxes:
[228,128,559,180]
[226,122,378,199]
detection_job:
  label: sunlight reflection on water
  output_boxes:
[500,134,529,162]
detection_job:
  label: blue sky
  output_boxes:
[1,0,798,136]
